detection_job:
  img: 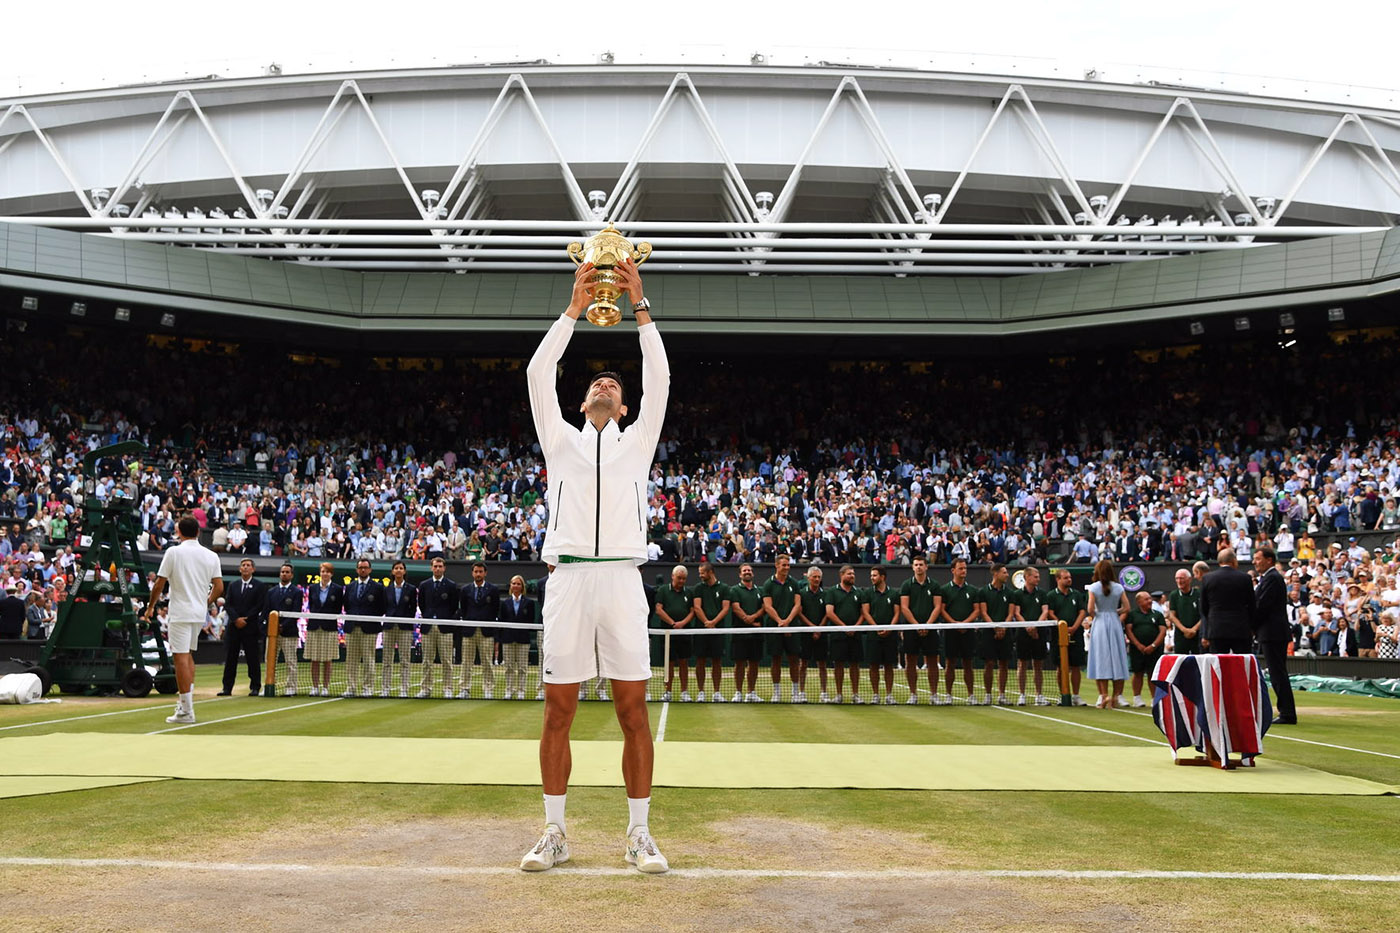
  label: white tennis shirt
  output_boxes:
[155,538,222,624]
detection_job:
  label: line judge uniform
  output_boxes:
[498,591,537,698]
[525,308,669,684]
[342,576,386,696]
[417,574,459,696]
[459,579,502,698]
[381,578,418,696]
[266,581,306,694]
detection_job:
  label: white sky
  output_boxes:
[4,0,1398,108]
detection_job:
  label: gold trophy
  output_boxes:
[566,223,652,326]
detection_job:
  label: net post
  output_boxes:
[1057,620,1072,706]
[263,611,279,697]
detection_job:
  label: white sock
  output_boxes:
[543,794,566,834]
[179,691,193,713]
[627,796,650,835]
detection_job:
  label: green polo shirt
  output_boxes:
[799,586,826,627]
[1046,588,1087,627]
[1127,608,1167,650]
[692,580,730,627]
[899,575,940,624]
[941,581,979,623]
[1011,585,1046,625]
[865,584,898,625]
[977,583,1013,624]
[824,584,863,626]
[729,583,764,625]
[1168,587,1201,627]
[656,584,694,628]
[762,574,802,619]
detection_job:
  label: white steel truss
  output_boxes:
[1,69,1396,274]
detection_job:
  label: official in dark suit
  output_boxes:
[498,574,537,700]
[416,556,459,697]
[1199,548,1256,655]
[220,558,267,696]
[266,563,305,695]
[458,561,502,699]
[342,557,386,697]
[0,588,26,638]
[1252,547,1298,724]
[306,561,345,697]
[381,559,418,697]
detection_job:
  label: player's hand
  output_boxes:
[566,262,596,317]
[614,257,644,304]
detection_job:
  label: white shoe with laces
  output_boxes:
[165,708,195,724]
[1016,694,1027,706]
[854,695,865,705]
[696,691,706,703]
[732,691,743,703]
[625,826,669,874]
[1035,694,1050,706]
[906,695,919,705]
[661,690,672,703]
[795,690,807,703]
[520,824,569,871]
[1114,695,1129,708]
[819,691,830,704]
[712,692,725,703]
[679,691,692,703]
[1132,696,1146,708]
[746,692,760,703]
[884,695,896,705]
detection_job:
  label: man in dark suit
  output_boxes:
[458,561,501,699]
[1252,546,1298,724]
[381,559,418,697]
[0,587,25,638]
[1199,548,1256,654]
[498,574,537,700]
[416,556,459,698]
[219,558,267,696]
[266,563,305,695]
[342,557,386,697]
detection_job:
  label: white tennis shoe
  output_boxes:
[695,691,706,703]
[165,707,195,724]
[712,692,725,703]
[679,691,692,702]
[625,827,669,874]
[1034,694,1051,706]
[520,824,569,871]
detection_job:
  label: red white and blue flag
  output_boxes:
[1151,653,1271,761]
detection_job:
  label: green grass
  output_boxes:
[3,664,1398,932]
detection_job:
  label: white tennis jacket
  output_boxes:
[527,313,670,564]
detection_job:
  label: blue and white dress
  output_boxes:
[1085,581,1129,680]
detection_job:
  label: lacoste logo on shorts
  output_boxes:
[545,668,553,675]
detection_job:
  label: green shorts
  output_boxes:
[902,631,937,663]
[826,630,864,664]
[1129,647,1162,675]
[1172,634,1200,655]
[765,631,808,660]
[693,629,726,659]
[730,628,764,662]
[942,627,976,661]
[864,630,900,665]
[977,627,1015,663]
[807,629,829,663]
[1066,631,1087,667]
[1015,627,1049,662]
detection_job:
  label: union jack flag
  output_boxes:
[1151,653,1271,762]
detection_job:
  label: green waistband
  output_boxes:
[557,555,633,564]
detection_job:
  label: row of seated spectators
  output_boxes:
[3,323,1400,590]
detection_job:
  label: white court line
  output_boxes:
[1109,707,1400,761]
[989,704,1166,745]
[146,697,344,734]
[1,856,1397,883]
[656,701,670,742]
[0,695,237,732]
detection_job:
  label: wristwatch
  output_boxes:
[634,296,651,313]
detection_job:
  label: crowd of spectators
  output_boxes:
[3,323,1400,658]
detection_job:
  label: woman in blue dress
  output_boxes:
[1085,558,1131,708]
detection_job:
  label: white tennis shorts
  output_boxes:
[541,561,651,684]
[166,620,201,655]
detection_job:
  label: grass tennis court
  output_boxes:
[2,664,1398,932]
